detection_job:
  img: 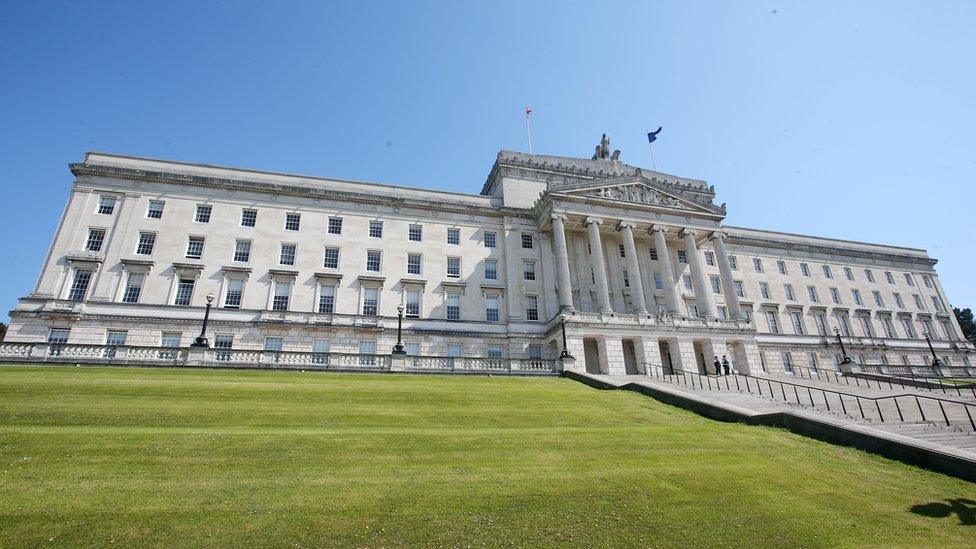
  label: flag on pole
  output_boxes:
[647,126,662,143]
[525,106,533,118]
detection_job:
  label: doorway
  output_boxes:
[583,339,601,374]
[622,340,639,375]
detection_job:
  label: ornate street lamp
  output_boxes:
[190,293,216,348]
[923,331,942,367]
[392,304,406,355]
[559,316,574,359]
[834,327,852,365]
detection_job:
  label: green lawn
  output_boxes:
[1,366,973,547]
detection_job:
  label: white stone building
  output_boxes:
[6,138,973,374]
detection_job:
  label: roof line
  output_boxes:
[723,224,929,254]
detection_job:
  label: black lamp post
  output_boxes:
[834,327,852,364]
[190,293,216,348]
[923,331,942,367]
[392,304,406,355]
[559,317,574,359]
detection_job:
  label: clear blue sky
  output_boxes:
[1,1,974,323]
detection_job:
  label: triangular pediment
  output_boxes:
[555,177,723,215]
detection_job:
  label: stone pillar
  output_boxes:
[618,221,648,315]
[680,229,714,318]
[651,225,680,313]
[550,214,575,312]
[710,232,742,319]
[602,336,627,375]
[637,337,663,376]
[585,217,613,315]
[673,338,699,374]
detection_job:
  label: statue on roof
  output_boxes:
[591,133,621,161]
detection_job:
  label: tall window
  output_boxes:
[328,217,342,235]
[807,286,819,303]
[753,258,763,273]
[224,279,244,308]
[790,311,805,335]
[447,257,460,278]
[97,196,116,215]
[86,228,106,252]
[884,271,895,284]
[523,260,536,281]
[765,311,780,334]
[485,294,500,322]
[873,291,884,307]
[822,265,833,279]
[214,335,233,361]
[484,231,496,248]
[830,287,841,305]
[901,317,917,339]
[843,266,854,281]
[618,243,626,257]
[312,339,331,364]
[121,272,145,303]
[358,341,377,365]
[409,224,423,242]
[710,275,721,294]
[446,292,460,320]
[733,281,744,298]
[728,256,738,270]
[837,314,853,337]
[800,263,810,276]
[241,209,257,227]
[174,278,195,306]
[814,313,828,336]
[525,295,539,321]
[447,228,461,245]
[913,294,924,310]
[777,260,787,275]
[105,331,127,357]
[366,250,381,272]
[922,274,932,288]
[880,316,896,338]
[407,253,422,275]
[369,221,383,238]
[280,244,296,266]
[284,213,301,231]
[185,236,205,259]
[136,232,156,255]
[362,287,379,315]
[528,344,543,360]
[865,269,875,283]
[147,200,165,219]
[484,260,498,280]
[704,251,715,266]
[931,296,946,313]
[234,240,252,262]
[405,290,421,318]
[904,273,915,286]
[894,293,904,309]
[649,248,659,261]
[272,281,292,311]
[521,233,534,249]
[759,282,770,300]
[622,270,630,288]
[318,284,336,314]
[784,283,795,301]
[323,247,339,269]
[860,316,875,338]
[852,289,863,306]
[653,272,663,290]
[683,275,693,292]
[195,204,212,223]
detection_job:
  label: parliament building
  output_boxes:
[6,138,973,375]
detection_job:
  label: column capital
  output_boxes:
[550,212,568,223]
[584,216,604,226]
[679,228,698,239]
[617,220,637,231]
[710,230,728,241]
[649,224,671,235]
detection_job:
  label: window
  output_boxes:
[838,314,853,337]
[753,258,763,273]
[98,196,116,215]
[777,260,787,275]
[136,232,156,255]
[852,289,863,306]
[485,259,498,280]
[941,319,955,340]
[264,337,283,352]
[931,296,946,313]
[880,316,896,339]
[405,290,421,317]
[728,256,738,270]
[525,295,539,321]
[487,345,503,358]
[448,228,461,245]
[272,281,291,311]
[759,282,770,300]
[362,287,379,316]
[622,269,630,288]
[447,343,463,358]
[704,251,715,266]
[800,263,810,276]
[734,281,744,298]
[161,332,181,348]
[447,257,460,278]
[446,292,460,320]
[830,287,841,305]
[409,224,423,242]
[241,209,257,227]
[323,247,340,269]
[214,335,233,361]
[790,311,805,335]
[865,269,875,283]
[884,271,895,284]
[528,344,543,359]
[677,250,687,263]
[86,228,106,252]
[195,204,212,223]
[369,221,383,238]
[285,212,301,231]
[147,200,165,219]
[683,275,693,292]
[781,352,793,373]
[523,260,536,281]
[822,265,833,279]
[784,284,795,301]
[280,244,296,266]
[844,267,854,281]
[922,274,932,288]
[185,236,205,259]
[765,311,780,334]
[224,278,244,308]
[105,331,127,357]
[717,306,728,319]
[328,217,342,235]
[366,250,381,272]
[521,233,534,249]
[653,272,663,290]
[924,318,938,340]
[121,272,144,304]
[68,269,93,301]
[860,316,875,338]
[904,273,915,286]
[174,278,194,306]
[484,231,496,248]
[901,317,917,339]
[358,340,377,365]
[48,328,70,345]
[404,342,420,357]
[901,355,911,366]
[407,253,422,275]
[873,291,884,307]
[227,241,250,264]
[913,294,924,310]
[814,313,828,336]
[807,286,819,303]
[485,294,500,322]
[318,284,336,314]
[649,248,659,261]
[894,293,905,309]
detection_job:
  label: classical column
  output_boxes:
[651,225,681,313]
[710,231,742,319]
[551,214,574,312]
[618,221,648,315]
[680,228,714,318]
[585,217,613,315]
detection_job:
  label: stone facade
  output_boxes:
[7,142,974,374]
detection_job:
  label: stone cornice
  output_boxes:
[725,234,938,268]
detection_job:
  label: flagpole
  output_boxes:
[525,113,533,154]
[648,142,658,171]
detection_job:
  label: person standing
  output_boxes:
[713,356,721,376]
[722,355,731,375]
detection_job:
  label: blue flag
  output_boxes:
[647,127,662,143]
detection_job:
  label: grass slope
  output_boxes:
[0,365,973,547]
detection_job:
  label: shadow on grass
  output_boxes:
[910,499,976,525]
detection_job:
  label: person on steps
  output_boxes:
[722,355,731,375]
[713,356,721,376]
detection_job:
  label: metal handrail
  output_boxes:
[643,363,976,432]
[782,361,976,399]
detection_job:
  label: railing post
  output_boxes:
[938,401,950,426]
[856,397,865,419]
[965,405,975,432]
[823,390,830,411]
[915,396,926,422]
[793,385,800,404]
[875,401,884,422]
[839,395,847,416]
[893,397,904,422]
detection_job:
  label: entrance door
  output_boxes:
[583,339,601,374]
[659,341,674,375]
[622,340,639,375]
